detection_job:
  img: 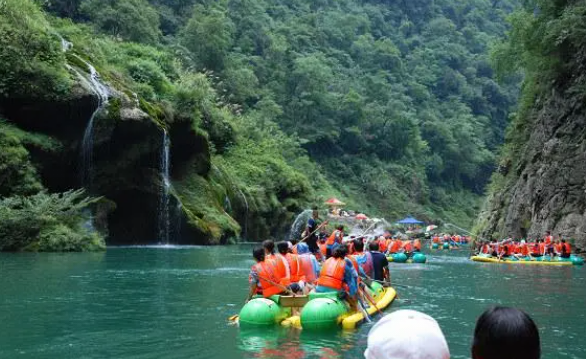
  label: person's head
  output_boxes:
[297,242,310,254]
[290,238,299,246]
[277,241,289,255]
[369,240,380,252]
[364,309,449,359]
[561,239,566,243]
[262,240,275,255]
[337,225,344,231]
[546,230,551,235]
[353,238,364,252]
[472,306,540,359]
[332,245,347,259]
[252,247,265,262]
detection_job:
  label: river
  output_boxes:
[1,245,584,359]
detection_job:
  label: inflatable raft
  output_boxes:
[431,243,451,250]
[471,253,584,266]
[236,281,396,330]
[386,252,427,264]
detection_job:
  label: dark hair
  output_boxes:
[332,245,347,258]
[369,240,379,251]
[561,239,566,243]
[262,240,275,254]
[353,238,364,252]
[277,241,289,254]
[290,239,299,246]
[472,306,540,359]
[253,247,265,262]
[337,225,344,231]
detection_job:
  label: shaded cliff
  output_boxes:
[476,1,586,249]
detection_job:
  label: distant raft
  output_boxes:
[471,253,584,266]
[432,242,451,250]
[387,252,427,264]
[236,281,396,330]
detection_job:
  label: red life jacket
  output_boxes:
[563,242,571,254]
[254,261,284,298]
[538,242,546,254]
[298,254,317,283]
[379,239,388,253]
[316,257,345,290]
[520,244,529,256]
[403,240,413,253]
[481,244,490,254]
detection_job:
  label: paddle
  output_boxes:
[297,221,329,245]
[356,297,372,323]
[359,287,384,317]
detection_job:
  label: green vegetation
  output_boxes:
[0,0,524,248]
[0,190,105,251]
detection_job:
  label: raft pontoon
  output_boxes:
[236,281,396,330]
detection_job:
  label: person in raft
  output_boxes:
[315,245,359,308]
[295,242,321,285]
[369,240,390,285]
[275,241,306,293]
[472,306,541,359]
[325,225,344,258]
[247,247,292,302]
[364,309,450,359]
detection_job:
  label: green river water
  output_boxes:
[1,245,585,359]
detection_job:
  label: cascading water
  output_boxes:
[74,54,109,189]
[158,130,171,244]
[237,189,249,239]
[289,209,313,240]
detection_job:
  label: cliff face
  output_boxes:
[476,52,586,249]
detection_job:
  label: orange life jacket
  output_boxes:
[503,245,511,256]
[327,230,343,246]
[545,235,553,245]
[538,242,546,254]
[268,254,291,286]
[432,236,440,243]
[482,244,490,254]
[285,253,305,282]
[554,243,562,253]
[316,257,345,290]
[390,240,402,253]
[254,261,284,298]
[318,242,327,256]
[413,239,421,251]
[530,243,539,255]
[298,254,317,283]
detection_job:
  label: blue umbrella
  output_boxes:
[396,216,424,225]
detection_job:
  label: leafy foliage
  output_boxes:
[0,190,106,251]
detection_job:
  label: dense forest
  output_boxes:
[475,0,586,248]
[0,0,520,250]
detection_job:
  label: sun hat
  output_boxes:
[364,309,450,359]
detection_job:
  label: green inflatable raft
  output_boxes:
[386,252,427,264]
[236,281,397,330]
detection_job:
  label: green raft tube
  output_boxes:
[236,281,396,330]
[386,252,427,264]
[471,253,584,266]
[431,242,451,250]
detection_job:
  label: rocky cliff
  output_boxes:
[476,1,586,249]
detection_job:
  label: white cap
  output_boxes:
[364,310,450,359]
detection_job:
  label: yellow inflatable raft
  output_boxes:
[471,254,580,266]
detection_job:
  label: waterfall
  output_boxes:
[289,209,313,241]
[74,54,109,189]
[237,189,249,239]
[158,130,171,244]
